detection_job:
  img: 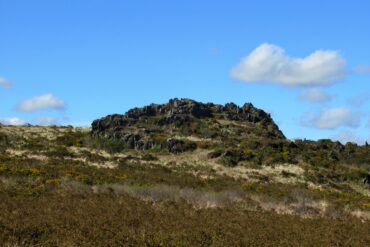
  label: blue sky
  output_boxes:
[1,0,370,144]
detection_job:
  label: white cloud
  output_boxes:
[0,76,12,88]
[231,43,346,86]
[34,117,58,126]
[302,107,362,129]
[299,88,331,103]
[331,131,369,145]
[354,64,370,74]
[0,117,26,126]
[17,94,65,112]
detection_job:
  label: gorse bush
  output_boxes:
[83,136,127,154]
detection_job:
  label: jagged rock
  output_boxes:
[156,114,193,127]
[92,114,131,134]
[91,98,285,152]
[92,98,283,133]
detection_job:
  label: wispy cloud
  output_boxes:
[302,107,362,129]
[231,43,346,86]
[354,64,370,74]
[0,117,26,126]
[347,93,370,107]
[34,117,59,126]
[299,88,331,103]
[16,94,65,112]
[66,121,91,127]
[0,76,12,88]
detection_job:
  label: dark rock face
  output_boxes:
[120,133,154,150]
[364,174,370,186]
[91,98,285,152]
[207,150,223,159]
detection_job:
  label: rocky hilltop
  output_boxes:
[92,98,285,152]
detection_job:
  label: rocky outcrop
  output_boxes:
[91,98,285,152]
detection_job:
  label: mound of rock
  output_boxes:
[91,98,285,152]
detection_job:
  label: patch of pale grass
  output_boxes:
[349,183,370,197]
[5,149,48,161]
[91,183,245,208]
[350,210,370,221]
[88,161,117,169]
[172,135,220,143]
[251,193,330,219]
[158,151,307,185]
[1,125,90,141]
[5,149,27,156]
[68,146,127,159]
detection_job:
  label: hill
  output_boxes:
[91,98,284,151]
[0,98,369,246]
[91,98,369,169]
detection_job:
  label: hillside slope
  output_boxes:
[0,99,369,246]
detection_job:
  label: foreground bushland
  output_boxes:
[0,121,370,246]
[1,193,370,246]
